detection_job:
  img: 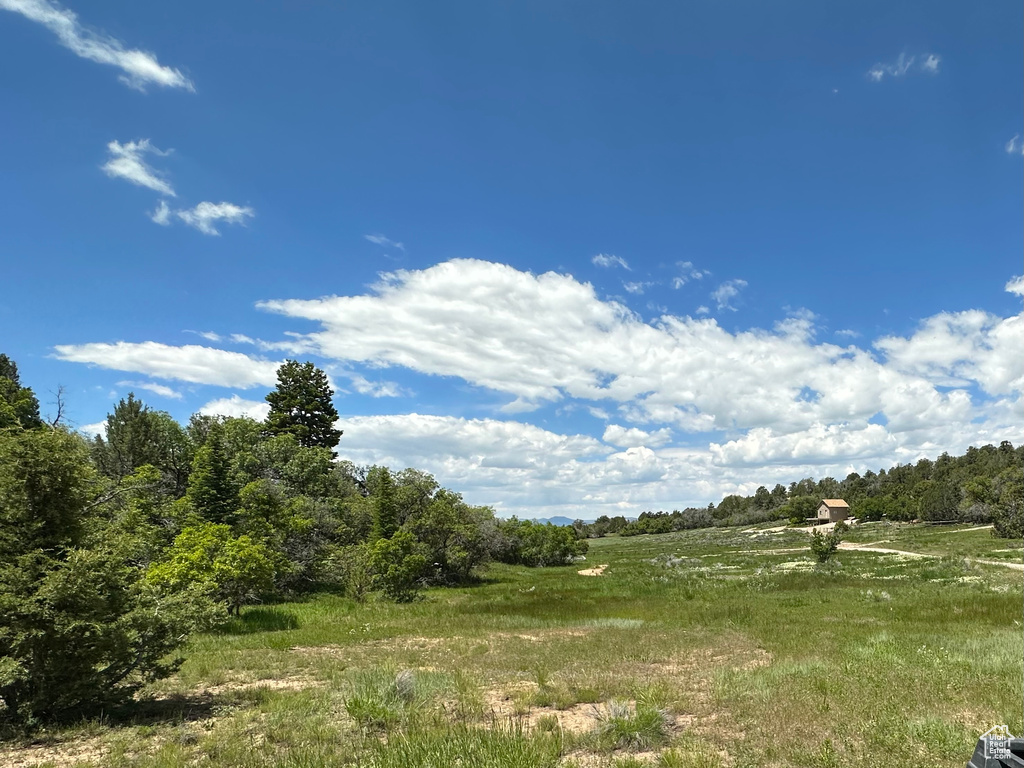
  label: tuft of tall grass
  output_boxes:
[344,666,452,732]
[360,721,562,768]
[591,700,669,752]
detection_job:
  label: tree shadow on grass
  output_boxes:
[0,688,261,740]
[213,606,300,635]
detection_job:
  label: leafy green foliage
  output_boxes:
[147,523,281,614]
[264,360,342,452]
[405,488,494,584]
[494,518,588,567]
[368,530,429,602]
[809,522,847,564]
[779,495,819,521]
[990,468,1023,539]
[0,354,42,431]
[0,428,215,723]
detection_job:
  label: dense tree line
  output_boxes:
[576,443,1023,539]
[0,355,585,723]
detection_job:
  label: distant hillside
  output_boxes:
[531,516,578,526]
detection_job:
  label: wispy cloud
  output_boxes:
[1006,276,1024,297]
[1006,135,1024,157]
[623,281,654,295]
[347,374,411,398]
[920,54,941,74]
[592,253,630,270]
[711,279,747,311]
[149,199,172,225]
[867,52,941,82]
[364,234,405,251]
[102,139,175,196]
[671,261,710,289]
[835,329,861,339]
[116,380,182,399]
[0,0,194,91]
[153,201,255,235]
[176,202,254,235]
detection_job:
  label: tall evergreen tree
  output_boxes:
[369,465,399,541]
[0,354,42,430]
[186,426,238,524]
[92,395,193,495]
[264,361,342,452]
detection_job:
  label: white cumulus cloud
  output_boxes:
[54,261,1024,518]
[603,424,673,448]
[0,0,194,91]
[199,395,271,421]
[53,341,281,388]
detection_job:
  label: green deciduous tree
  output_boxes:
[147,523,280,614]
[264,361,342,452]
[405,489,494,584]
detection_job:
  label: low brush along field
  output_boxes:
[3,522,1021,768]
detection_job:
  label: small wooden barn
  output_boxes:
[817,499,850,523]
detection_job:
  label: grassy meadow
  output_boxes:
[3,522,1021,768]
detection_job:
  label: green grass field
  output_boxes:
[4,523,1021,768]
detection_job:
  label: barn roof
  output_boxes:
[820,499,849,508]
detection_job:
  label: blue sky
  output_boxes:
[2,0,1021,518]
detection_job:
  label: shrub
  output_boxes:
[809,523,846,564]
[493,518,588,567]
[147,522,281,614]
[368,530,429,602]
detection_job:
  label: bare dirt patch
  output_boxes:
[201,675,319,696]
[577,564,608,576]
[0,737,107,768]
[483,686,632,735]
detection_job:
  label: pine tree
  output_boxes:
[370,465,399,541]
[186,426,238,524]
[264,361,342,452]
[0,354,42,430]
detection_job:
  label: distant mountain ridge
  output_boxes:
[530,516,578,526]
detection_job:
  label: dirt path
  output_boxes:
[837,542,1024,571]
[837,543,932,558]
